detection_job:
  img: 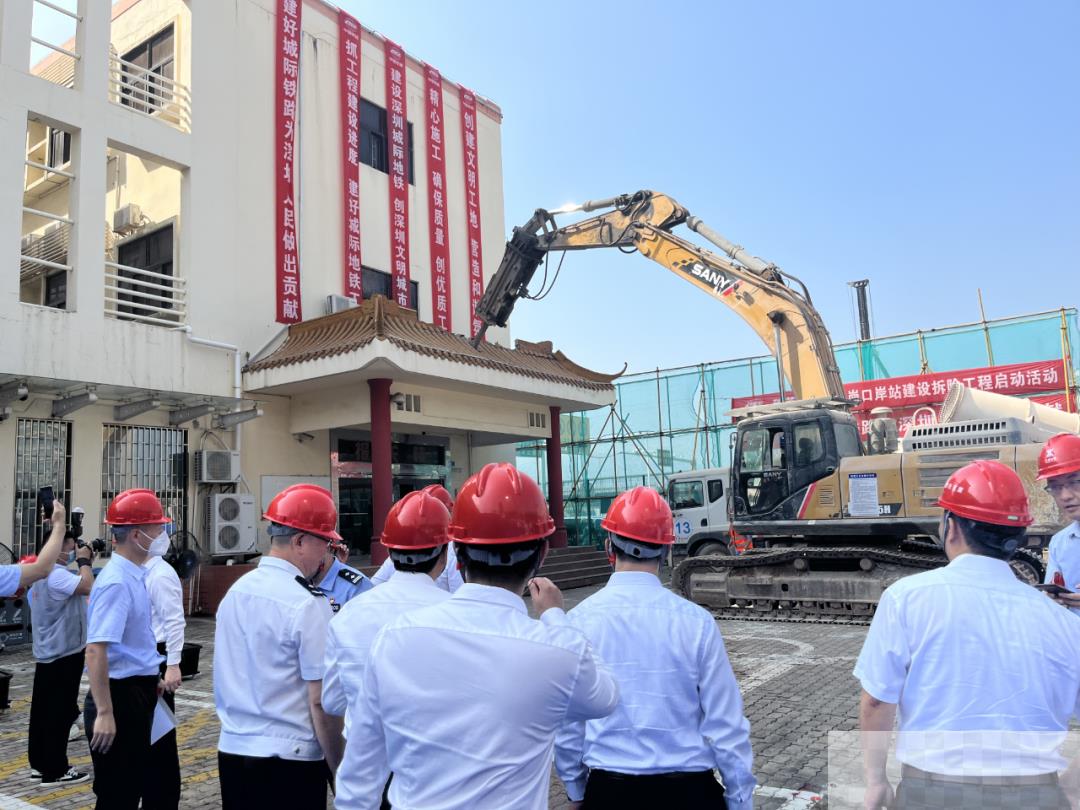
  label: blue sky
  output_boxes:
[343,0,1079,374]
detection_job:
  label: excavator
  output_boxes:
[473,190,1069,623]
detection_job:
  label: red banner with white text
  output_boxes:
[275,0,302,323]
[338,12,363,301]
[460,88,484,337]
[424,65,452,330]
[730,359,1074,435]
[385,39,411,308]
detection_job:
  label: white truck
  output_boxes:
[666,467,732,557]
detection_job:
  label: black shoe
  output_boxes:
[39,768,89,786]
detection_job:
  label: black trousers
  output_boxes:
[895,774,1067,809]
[28,649,85,779]
[142,642,181,810]
[218,751,330,810]
[583,769,727,809]
[84,675,158,810]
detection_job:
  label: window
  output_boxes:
[116,224,174,318]
[13,418,72,559]
[739,427,786,472]
[669,480,704,510]
[836,423,863,458]
[121,25,175,113]
[337,438,372,463]
[362,265,418,310]
[101,425,187,539]
[44,271,67,309]
[47,127,71,168]
[707,478,725,502]
[793,422,825,467]
[359,98,415,184]
[528,411,547,429]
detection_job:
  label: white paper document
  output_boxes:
[150,696,176,744]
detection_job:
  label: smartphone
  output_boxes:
[37,486,55,521]
[1035,583,1073,597]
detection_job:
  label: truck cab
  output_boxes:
[666,467,731,556]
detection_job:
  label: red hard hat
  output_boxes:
[263,484,342,542]
[449,463,554,545]
[601,486,675,545]
[938,460,1033,527]
[421,484,454,512]
[381,490,451,550]
[1037,433,1080,481]
[106,489,170,526]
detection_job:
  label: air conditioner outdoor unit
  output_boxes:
[194,450,241,484]
[113,203,142,236]
[206,494,257,556]
[325,294,358,315]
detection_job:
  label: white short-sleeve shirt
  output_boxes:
[214,556,333,760]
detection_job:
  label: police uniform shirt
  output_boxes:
[214,556,334,760]
[144,555,186,665]
[854,552,1080,775]
[370,543,464,592]
[343,582,619,810]
[555,571,756,809]
[316,557,373,610]
[0,564,19,597]
[86,554,162,678]
[323,572,450,808]
[30,563,87,663]
[1046,520,1080,616]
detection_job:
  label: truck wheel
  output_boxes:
[694,541,729,557]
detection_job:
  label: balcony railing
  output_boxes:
[107,51,191,133]
[104,260,187,328]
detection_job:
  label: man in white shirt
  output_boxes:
[556,485,755,809]
[1037,432,1080,615]
[143,527,186,810]
[346,463,619,810]
[27,523,93,786]
[324,488,453,809]
[214,484,344,809]
[855,460,1080,809]
[369,484,464,593]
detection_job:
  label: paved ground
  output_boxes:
[0,583,857,808]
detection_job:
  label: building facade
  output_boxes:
[0,0,615,577]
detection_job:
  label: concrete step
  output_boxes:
[537,558,611,576]
[551,570,612,590]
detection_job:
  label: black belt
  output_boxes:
[590,769,716,783]
[902,764,1059,786]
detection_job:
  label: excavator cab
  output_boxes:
[732,409,862,525]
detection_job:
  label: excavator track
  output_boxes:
[673,546,1046,626]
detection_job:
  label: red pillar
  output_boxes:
[369,378,393,564]
[546,404,567,548]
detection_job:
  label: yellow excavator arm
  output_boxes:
[473,190,845,401]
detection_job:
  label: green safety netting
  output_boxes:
[518,309,1079,546]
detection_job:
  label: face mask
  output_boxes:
[66,550,77,565]
[137,529,170,557]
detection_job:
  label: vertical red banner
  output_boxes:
[459,88,484,337]
[275,0,302,324]
[384,39,411,309]
[424,65,452,331]
[339,12,363,301]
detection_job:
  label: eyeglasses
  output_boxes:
[1046,477,1080,496]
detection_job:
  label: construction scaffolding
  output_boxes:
[516,308,1079,547]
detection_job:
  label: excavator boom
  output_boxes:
[473,190,845,401]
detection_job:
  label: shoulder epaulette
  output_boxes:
[294,575,327,598]
[337,567,365,585]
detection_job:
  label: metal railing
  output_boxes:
[107,51,191,133]
[20,207,73,282]
[104,260,188,327]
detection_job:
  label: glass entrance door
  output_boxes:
[338,477,373,554]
